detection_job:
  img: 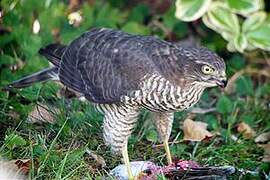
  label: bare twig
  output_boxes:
[152,140,184,148]
[225,70,245,94]
[189,107,216,114]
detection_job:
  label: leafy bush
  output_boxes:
[175,0,270,52]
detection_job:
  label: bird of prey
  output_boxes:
[4,28,227,179]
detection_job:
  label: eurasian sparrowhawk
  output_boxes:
[5,28,227,179]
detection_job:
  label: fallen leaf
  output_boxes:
[86,148,106,168]
[182,119,213,141]
[255,132,270,143]
[237,122,256,139]
[28,104,59,124]
[258,143,270,162]
[68,0,81,10]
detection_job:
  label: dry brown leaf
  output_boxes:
[68,0,81,10]
[28,104,59,124]
[183,119,213,141]
[258,143,270,162]
[255,132,270,143]
[237,122,256,139]
[86,148,106,168]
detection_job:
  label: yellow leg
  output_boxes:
[122,142,133,180]
[164,140,172,165]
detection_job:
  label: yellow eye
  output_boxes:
[201,65,214,74]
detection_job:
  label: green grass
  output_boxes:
[0,0,270,179]
[0,82,269,179]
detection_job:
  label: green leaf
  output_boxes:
[228,55,246,71]
[162,6,179,30]
[146,129,158,143]
[33,144,45,157]
[5,133,27,149]
[0,55,16,66]
[95,4,126,28]
[121,22,150,35]
[0,33,15,47]
[226,41,237,52]
[128,4,149,24]
[204,115,219,130]
[217,95,233,114]
[226,0,264,16]
[233,33,248,53]
[236,76,253,96]
[203,2,240,40]
[175,0,212,22]
[256,83,270,98]
[246,20,270,51]
[242,11,267,33]
[21,35,42,58]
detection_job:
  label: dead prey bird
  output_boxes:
[4,28,227,179]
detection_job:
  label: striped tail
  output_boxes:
[3,67,58,91]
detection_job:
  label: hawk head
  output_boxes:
[179,46,227,88]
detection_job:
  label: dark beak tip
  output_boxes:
[218,80,227,88]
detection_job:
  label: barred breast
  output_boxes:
[121,74,206,112]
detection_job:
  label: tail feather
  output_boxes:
[38,43,66,66]
[3,43,65,91]
[3,67,58,91]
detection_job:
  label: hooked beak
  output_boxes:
[216,79,227,88]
